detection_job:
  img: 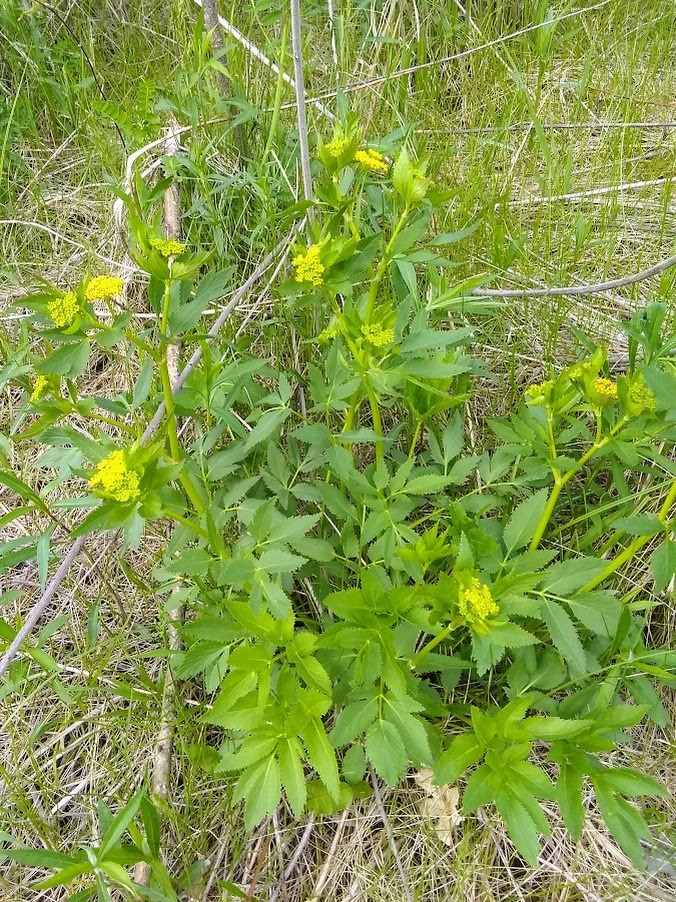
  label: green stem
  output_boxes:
[364,377,384,466]
[412,621,456,669]
[582,477,676,591]
[408,419,422,460]
[165,510,209,540]
[365,204,409,322]
[529,414,628,551]
[159,279,205,515]
[262,17,288,166]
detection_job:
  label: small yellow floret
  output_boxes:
[354,149,389,174]
[325,137,350,158]
[47,292,81,328]
[89,450,140,502]
[30,374,50,403]
[292,244,325,287]
[150,236,186,258]
[85,275,124,301]
[362,323,395,348]
[458,578,498,623]
[593,377,618,400]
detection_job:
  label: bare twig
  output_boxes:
[269,815,316,901]
[474,252,676,299]
[427,120,676,134]
[201,0,231,99]
[370,770,413,902]
[504,175,676,208]
[289,0,314,208]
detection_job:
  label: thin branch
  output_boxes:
[201,0,231,99]
[474,252,676,299]
[504,175,676,208]
[289,0,314,207]
[426,120,676,134]
[370,769,413,902]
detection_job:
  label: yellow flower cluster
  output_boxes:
[325,136,350,158]
[47,292,81,328]
[628,381,656,413]
[354,149,389,174]
[30,374,50,403]
[89,450,141,502]
[318,322,340,343]
[593,377,618,401]
[292,245,325,287]
[362,323,395,347]
[85,275,124,301]
[150,236,186,258]
[458,578,498,623]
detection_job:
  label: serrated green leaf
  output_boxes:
[541,600,587,674]
[650,539,676,593]
[486,621,539,648]
[541,558,607,596]
[435,733,484,785]
[494,788,542,866]
[365,719,407,786]
[504,489,549,553]
[278,739,307,817]
[556,764,585,840]
[602,767,668,798]
[303,718,340,800]
[331,698,379,746]
[523,716,593,741]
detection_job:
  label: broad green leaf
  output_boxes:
[461,764,494,813]
[602,767,668,798]
[241,758,282,828]
[650,539,676,593]
[330,698,379,746]
[593,780,646,868]
[541,558,606,596]
[613,514,664,537]
[435,733,484,785]
[35,863,92,890]
[278,739,307,817]
[523,716,593,741]
[365,719,407,786]
[494,789,541,866]
[556,764,585,840]
[504,489,549,553]
[401,473,453,495]
[383,701,432,764]
[486,622,539,648]
[37,340,90,377]
[342,743,367,783]
[541,600,586,675]
[243,408,291,452]
[564,590,622,637]
[303,718,341,800]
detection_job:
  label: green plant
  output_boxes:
[4,126,675,880]
[0,791,180,901]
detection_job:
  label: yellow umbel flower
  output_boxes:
[458,578,498,624]
[47,292,81,328]
[593,377,618,401]
[292,244,325,287]
[30,374,50,403]
[362,323,395,348]
[150,236,186,258]
[85,275,124,301]
[325,136,350,158]
[628,381,656,414]
[354,149,389,174]
[89,450,141,503]
[318,322,340,343]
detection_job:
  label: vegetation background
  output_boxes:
[1,0,675,899]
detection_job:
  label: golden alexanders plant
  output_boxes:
[4,129,675,875]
